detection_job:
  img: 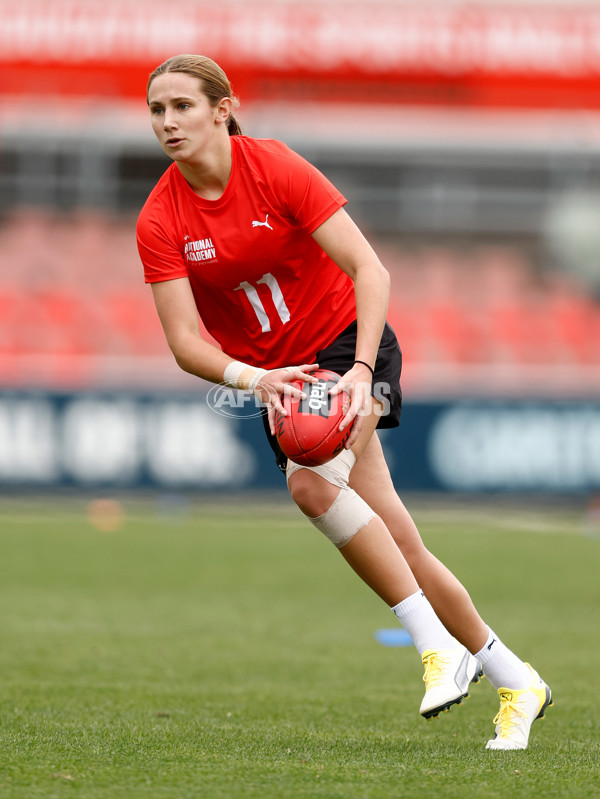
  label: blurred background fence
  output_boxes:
[1,0,599,493]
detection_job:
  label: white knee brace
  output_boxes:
[286,450,375,548]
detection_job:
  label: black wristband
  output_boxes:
[354,360,375,377]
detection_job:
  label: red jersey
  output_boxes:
[137,136,356,369]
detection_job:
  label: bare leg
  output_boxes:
[288,467,419,605]
[349,433,488,653]
[288,410,419,606]
[289,419,544,741]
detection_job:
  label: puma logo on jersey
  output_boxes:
[252,214,273,230]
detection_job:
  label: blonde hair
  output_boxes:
[147,54,243,136]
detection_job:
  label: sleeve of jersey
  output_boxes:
[136,207,188,285]
[277,146,347,233]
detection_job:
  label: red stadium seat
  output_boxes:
[2,209,600,387]
[424,302,488,363]
[550,295,600,365]
[103,290,170,356]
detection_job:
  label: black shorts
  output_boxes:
[262,320,402,474]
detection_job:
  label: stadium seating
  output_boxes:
[0,209,599,387]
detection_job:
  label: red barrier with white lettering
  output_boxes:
[1,1,600,108]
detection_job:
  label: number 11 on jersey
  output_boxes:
[234,272,291,333]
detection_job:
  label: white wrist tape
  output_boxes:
[247,369,268,393]
[223,360,247,387]
[223,360,267,393]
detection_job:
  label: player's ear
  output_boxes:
[215,97,233,125]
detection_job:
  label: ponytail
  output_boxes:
[227,113,243,136]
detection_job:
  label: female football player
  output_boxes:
[137,54,551,750]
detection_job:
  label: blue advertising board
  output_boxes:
[0,390,599,493]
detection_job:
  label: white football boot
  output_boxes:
[420,646,483,719]
[486,664,553,750]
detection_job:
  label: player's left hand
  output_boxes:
[329,362,374,448]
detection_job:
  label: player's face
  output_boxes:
[148,72,225,162]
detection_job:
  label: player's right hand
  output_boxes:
[255,363,320,435]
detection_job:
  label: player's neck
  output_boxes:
[177,136,232,201]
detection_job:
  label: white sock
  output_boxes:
[391,589,455,656]
[474,627,531,690]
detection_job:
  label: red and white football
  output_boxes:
[274,369,353,466]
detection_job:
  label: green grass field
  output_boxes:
[0,494,599,799]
